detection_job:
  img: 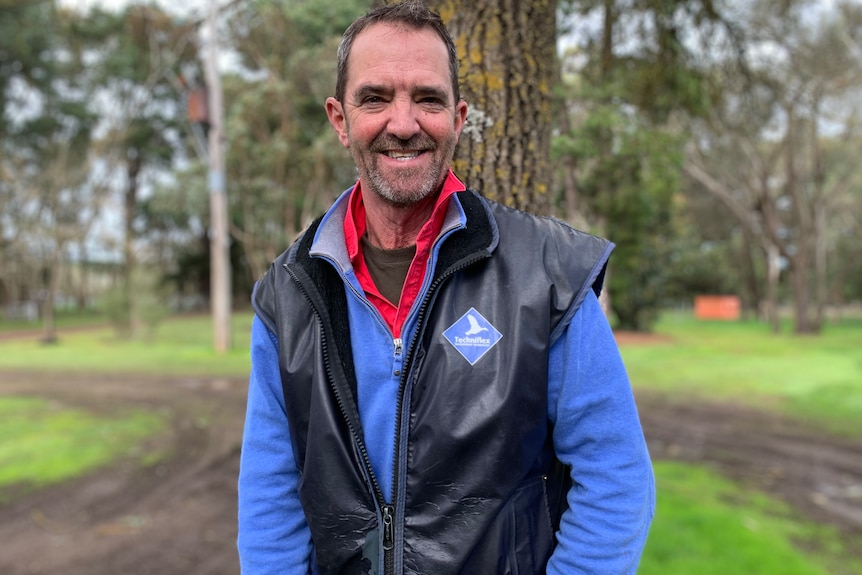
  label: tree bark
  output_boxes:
[764,244,781,333]
[738,225,763,320]
[426,0,556,215]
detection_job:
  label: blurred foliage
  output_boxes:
[215,0,365,280]
[0,1,54,139]
[1,0,861,334]
[102,266,170,339]
[554,0,862,330]
[681,0,862,333]
[553,0,730,330]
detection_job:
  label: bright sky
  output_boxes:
[58,0,209,16]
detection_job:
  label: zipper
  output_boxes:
[386,252,491,575]
[382,504,395,550]
[337,274,404,574]
[285,265,391,563]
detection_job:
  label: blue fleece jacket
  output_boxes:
[238,193,655,574]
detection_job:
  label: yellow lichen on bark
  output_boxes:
[434,1,457,24]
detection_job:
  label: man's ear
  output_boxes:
[325,97,350,148]
[454,99,468,141]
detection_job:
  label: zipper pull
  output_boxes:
[382,504,395,551]
[393,338,403,357]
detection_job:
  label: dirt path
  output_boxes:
[0,370,860,574]
[0,371,247,575]
[637,393,862,537]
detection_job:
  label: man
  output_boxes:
[237,2,654,574]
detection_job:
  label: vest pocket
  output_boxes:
[461,474,557,575]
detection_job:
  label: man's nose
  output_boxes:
[386,98,420,140]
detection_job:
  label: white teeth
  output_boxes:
[386,151,419,160]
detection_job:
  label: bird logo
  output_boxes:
[465,313,489,336]
[443,307,501,365]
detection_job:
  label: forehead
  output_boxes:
[346,23,452,95]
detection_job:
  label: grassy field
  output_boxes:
[623,313,862,573]
[641,462,861,575]
[0,313,254,377]
[622,314,862,436]
[1,311,861,573]
[0,308,106,333]
[0,396,167,500]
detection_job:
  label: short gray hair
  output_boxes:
[334,1,460,104]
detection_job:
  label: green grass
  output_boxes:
[0,312,254,377]
[640,462,862,575]
[0,313,246,498]
[0,396,167,496]
[0,307,107,332]
[622,314,862,436]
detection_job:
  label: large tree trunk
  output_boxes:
[426,0,556,215]
[75,241,89,310]
[790,256,813,333]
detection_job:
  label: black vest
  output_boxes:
[253,191,612,575]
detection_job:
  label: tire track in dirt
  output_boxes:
[637,392,862,555]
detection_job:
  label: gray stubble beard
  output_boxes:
[350,131,458,208]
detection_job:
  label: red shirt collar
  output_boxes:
[344,169,466,263]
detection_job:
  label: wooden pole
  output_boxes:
[204,0,231,353]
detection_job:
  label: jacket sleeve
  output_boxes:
[238,316,312,574]
[545,290,655,574]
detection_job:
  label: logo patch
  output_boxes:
[443,308,502,365]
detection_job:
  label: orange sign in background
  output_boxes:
[694,295,741,320]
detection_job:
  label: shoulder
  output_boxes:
[470,193,614,333]
[251,222,319,335]
[479,195,613,281]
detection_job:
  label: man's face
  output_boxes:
[326,23,467,207]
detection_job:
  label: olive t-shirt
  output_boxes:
[361,235,416,307]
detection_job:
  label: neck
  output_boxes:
[362,189,437,250]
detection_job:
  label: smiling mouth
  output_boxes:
[384,150,422,160]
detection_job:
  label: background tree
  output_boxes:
[822,135,862,315]
[0,1,54,139]
[1,2,101,340]
[553,0,735,330]
[3,0,861,335]
[222,0,365,281]
[685,0,862,334]
[0,0,57,309]
[73,4,201,334]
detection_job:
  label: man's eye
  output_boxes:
[420,97,443,105]
[362,96,385,105]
